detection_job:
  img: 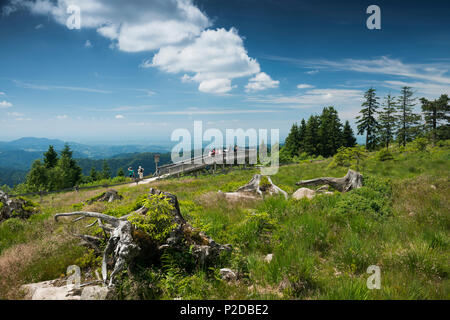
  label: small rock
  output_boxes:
[219,268,237,282]
[80,286,113,300]
[292,188,316,200]
[430,185,437,190]
[264,254,273,263]
[21,280,114,300]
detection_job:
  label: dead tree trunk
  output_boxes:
[54,188,231,287]
[55,211,139,287]
[295,169,363,192]
[235,174,288,199]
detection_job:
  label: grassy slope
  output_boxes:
[0,147,448,299]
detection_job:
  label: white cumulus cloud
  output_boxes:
[5,0,276,94]
[7,0,210,52]
[245,72,279,92]
[150,28,261,94]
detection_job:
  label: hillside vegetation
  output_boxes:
[0,141,448,300]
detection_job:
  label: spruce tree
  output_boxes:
[318,106,344,157]
[101,160,111,180]
[298,119,307,153]
[284,123,301,157]
[379,94,397,150]
[421,94,450,145]
[90,167,99,181]
[356,88,380,151]
[396,86,421,147]
[58,144,82,188]
[117,168,125,177]
[342,120,357,147]
[303,115,320,156]
[26,160,48,192]
[43,145,58,169]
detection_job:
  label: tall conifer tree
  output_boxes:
[356,88,380,151]
[342,120,357,147]
[396,86,421,146]
[420,94,450,145]
[379,93,397,150]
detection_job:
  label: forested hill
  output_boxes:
[0,151,172,187]
[76,152,172,178]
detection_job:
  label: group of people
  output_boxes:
[127,166,144,180]
[209,145,238,157]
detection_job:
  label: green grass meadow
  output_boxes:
[0,145,448,300]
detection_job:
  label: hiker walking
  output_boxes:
[138,166,144,179]
[128,167,135,179]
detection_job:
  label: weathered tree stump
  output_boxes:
[87,189,123,204]
[0,190,39,222]
[295,169,363,192]
[55,188,231,287]
[230,174,288,199]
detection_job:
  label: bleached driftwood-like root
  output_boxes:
[55,211,121,226]
[86,189,123,204]
[236,174,264,197]
[267,176,288,199]
[235,174,288,199]
[295,169,363,192]
[55,211,139,287]
[54,188,232,287]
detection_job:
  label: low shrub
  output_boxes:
[376,149,394,161]
[127,193,178,243]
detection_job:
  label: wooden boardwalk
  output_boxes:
[155,149,257,178]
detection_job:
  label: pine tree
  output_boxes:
[101,160,111,180]
[318,106,344,157]
[43,145,58,169]
[356,88,380,151]
[342,120,357,147]
[117,168,125,177]
[421,94,450,145]
[396,86,421,147]
[378,94,397,150]
[303,115,321,155]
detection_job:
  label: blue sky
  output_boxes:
[0,0,449,145]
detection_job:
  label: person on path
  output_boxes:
[138,166,144,179]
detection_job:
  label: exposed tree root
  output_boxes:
[295,169,363,192]
[54,188,231,287]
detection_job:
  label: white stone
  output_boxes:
[80,286,111,300]
[21,280,112,300]
[292,188,316,200]
[219,268,237,281]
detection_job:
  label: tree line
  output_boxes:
[20,145,125,192]
[282,106,357,160]
[281,86,449,161]
[357,86,449,150]
[17,146,174,193]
